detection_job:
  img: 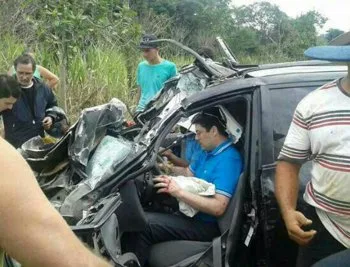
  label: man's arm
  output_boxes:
[154,176,229,217]
[43,86,59,129]
[275,161,316,245]
[0,138,110,267]
[38,65,59,89]
[163,150,189,167]
[275,161,301,217]
[175,191,229,217]
[7,66,14,76]
[45,84,58,108]
[170,166,193,176]
[274,101,317,245]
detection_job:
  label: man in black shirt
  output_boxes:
[2,54,58,148]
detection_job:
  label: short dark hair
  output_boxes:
[139,34,159,49]
[192,107,227,136]
[14,54,36,72]
[0,74,22,99]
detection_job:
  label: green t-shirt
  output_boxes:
[136,60,177,111]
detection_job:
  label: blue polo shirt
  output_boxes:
[189,139,242,222]
[185,135,202,165]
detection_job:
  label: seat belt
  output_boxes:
[213,236,223,267]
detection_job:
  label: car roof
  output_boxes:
[246,65,347,78]
[182,61,347,110]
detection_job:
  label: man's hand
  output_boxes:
[162,149,174,158]
[42,116,53,130]
[284,210,317,246]
[153,175,182,197]
[158,162,173,174]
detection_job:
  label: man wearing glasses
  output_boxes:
[124,107,243,266]
[135,34,177,113]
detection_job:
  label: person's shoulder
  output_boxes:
[162,60,176,67]
[138,60,148,67]
[227,144,241,159]
[217,143,241,161]
[137,61,148,70]
[297,79,339,112]
[301,80,338,104]
[34,78,51,92]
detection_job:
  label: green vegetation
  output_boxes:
[0,0,344,120]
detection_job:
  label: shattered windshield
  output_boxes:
[85,135,133,189]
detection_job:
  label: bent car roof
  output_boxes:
[182,62,347,110]
[247,65,347,77]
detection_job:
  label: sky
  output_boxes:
[231,0,350,34]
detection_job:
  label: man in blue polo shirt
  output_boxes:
[124,107,242,266]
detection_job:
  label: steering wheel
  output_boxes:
[154,154,168,175]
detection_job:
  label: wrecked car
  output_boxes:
[14,39,348,267]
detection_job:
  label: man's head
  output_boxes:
[22,48,36,59]
[191,107,228,151]
[139,34,160,63]
[14,54,36,87]
[0,74,21,112]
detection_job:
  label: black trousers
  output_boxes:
[296,207,346,267]
[123,212,220,266]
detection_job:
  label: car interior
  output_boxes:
[116,97,252,266]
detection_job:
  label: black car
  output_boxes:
[17,41,347,267]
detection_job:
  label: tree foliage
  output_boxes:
[325,28,345,42]
[0,0,340,62]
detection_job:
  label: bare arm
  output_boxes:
[7,66,14,76]
[154,176,229,217]
[164,151,189,167]
[175,191,229,217]
[0,138,110,267]
[170,166,193,176]
[275,161,301,217]
[38,65,59,89]
[275,160,316,245]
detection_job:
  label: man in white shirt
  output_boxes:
[275,44,350,266]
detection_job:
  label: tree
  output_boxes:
[325,28,345,42]
[232,2,290,46]
[131,0,233,48]
[25,0,141,109]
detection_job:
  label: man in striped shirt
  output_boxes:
[275,45,350,267]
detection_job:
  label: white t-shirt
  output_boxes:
[279,79,350,247]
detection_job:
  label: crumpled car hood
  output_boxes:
[21,98,144,223]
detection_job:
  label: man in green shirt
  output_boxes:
[136,34,177,112]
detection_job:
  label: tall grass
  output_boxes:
[0,34,298,123]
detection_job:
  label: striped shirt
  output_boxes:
[279,78,350,247]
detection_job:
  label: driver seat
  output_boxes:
[148,172,246,267]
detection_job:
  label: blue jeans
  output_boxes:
[312,249,350,267]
